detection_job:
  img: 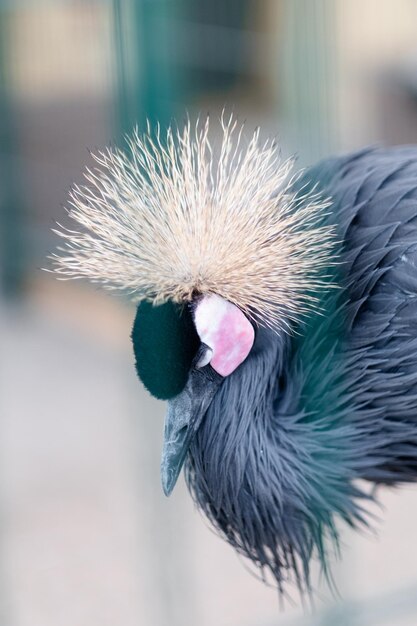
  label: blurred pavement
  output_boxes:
[1,279,417,625]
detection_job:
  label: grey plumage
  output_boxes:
[185,146,417,593]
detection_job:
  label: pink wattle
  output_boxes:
[194,295,255,377]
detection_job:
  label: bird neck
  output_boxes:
[186,321,361,591]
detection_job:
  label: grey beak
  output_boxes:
[161,360,223,496]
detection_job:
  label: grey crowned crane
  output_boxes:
[53,116,417,595]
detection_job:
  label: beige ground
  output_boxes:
[1,277,417,626]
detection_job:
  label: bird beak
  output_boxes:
[161,359,223,496]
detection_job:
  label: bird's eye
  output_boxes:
[195,345,213,369]
[193,294,255,376]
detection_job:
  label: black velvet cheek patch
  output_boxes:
[131,300,200,400]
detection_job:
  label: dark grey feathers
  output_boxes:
[185,146,417,594]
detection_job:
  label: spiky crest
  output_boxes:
[52,115,336,330]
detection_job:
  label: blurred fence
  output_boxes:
[0,0,343,297]
[1,2,417,625]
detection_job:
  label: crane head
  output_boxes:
[52,113,334,491]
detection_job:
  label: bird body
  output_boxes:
[187,146,417,591]
[52,119,417,597]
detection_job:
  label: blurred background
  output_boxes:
[1,0,417,624]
